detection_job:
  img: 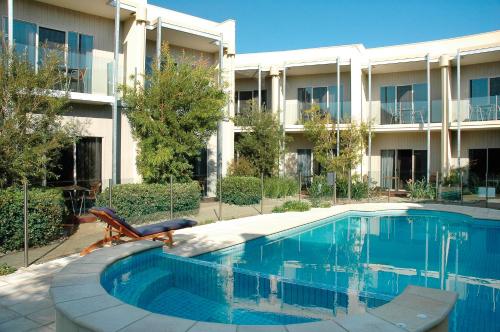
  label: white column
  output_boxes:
[440,55,450,175]
[112,0,120,184]
[156,17,162,69]
[270,66,280,113]
[7,0,13,49]
[426,54,431,183]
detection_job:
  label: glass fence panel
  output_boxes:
[452,97,500,122]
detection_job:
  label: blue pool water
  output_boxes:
[101,209,500,330]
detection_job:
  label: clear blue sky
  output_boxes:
[151,0,500,53]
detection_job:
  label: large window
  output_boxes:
[469,77,500,121]
[380,83,429,124]
[469,148,500,191]
[2,19,36,65]
[298,85,348,122]
[68,32,94,93]
[380,149,427,189]
[235,90,267,114]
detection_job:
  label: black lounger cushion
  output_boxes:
[135,218,197,237]
[91,207,138,234]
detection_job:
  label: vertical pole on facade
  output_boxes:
[456,50,462,202]
[156,17,162,69]
[170,175,173,220]
[426,54,431,183]
[7,0,13,49]
[261,173,264,214]
[368,61,372,199]
[108,178,112,208]
[23,181,29,267]
[258,65,262,112]
[335,58,340,203]
[218,35,223,220]
[112,0,120,185]
[282,66,287,176]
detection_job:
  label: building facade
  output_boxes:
[2,0,499,195]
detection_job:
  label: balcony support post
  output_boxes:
[112,0,120,185]
[426,54,431,183]
[456,50,461,171]
[217,35,224,183]
[156,17,162,69]
[368,61,372,194]
[258,65,262,111]
[440,55,450,176]
[282,66,287,176]
[7,0,13,49]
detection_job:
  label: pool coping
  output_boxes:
[50,202,487,332]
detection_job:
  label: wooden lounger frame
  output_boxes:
[80,209,174,256]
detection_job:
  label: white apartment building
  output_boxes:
[2,0,499,195]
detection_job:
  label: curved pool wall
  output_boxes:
[51,203,494,332]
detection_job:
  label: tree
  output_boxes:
[121,45,227,183]
[303,105,370,200]
[233,103,288,177]
[0,43,79,187]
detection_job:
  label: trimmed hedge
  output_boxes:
[0,188,69,252]
[96,182,201,223]
[218,176,261,205]
[264,177,299,198]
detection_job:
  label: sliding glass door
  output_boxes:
[3,19,36,65]
[297,149,312,184]
[68,32,94,93]
[381,150,395,189]
[381,149,427,189]
[76,137,102,189]
[397,85,412,124]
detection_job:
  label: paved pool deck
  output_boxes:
[1,202,499,331]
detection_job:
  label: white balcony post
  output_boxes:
[426,54,431,183]
[368,61,372,191]
[336,57,340,155]
[7,0,13,49]
[456,50,461,170]
[156,17,162,70]
[258,65,262,111]
[112,0,120,185]
[217,36,224,180]
[282,66,287,176]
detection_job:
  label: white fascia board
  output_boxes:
[107,1,137,12]
[460,45,500,56]
[146,22,221,42]
[69,92,114,105]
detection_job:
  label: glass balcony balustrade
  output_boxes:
[284,100,352,126]
[452,96,500,122]
[376,100,442,125]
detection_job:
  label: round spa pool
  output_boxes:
[100,209,500,330]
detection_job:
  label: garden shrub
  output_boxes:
[272,200,311,213]
[0,263,16,276]
[227,157,257,177]
[96,182,200,223]
[217,176,261,205]
[307,176,333,199]
[264,177,298,198]
[0,188,69,252]
[407,179,435,199]
[336,175,369,200]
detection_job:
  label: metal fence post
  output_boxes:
[435,172,439,201]
[108,178,113,208]
[387,186,390,203]
[460,170,463,205]
[485,171,489,209]
[333,172,337,205]
[298,173,302,201]
[23,181,29,268]
[218,175,222,221]
[170,175,173,219]
[261,173,264,215]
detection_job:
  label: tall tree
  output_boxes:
[121,45,227,183]
[233,103,287,176]
[0,43,79,187]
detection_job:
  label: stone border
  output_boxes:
[49,202,485,332]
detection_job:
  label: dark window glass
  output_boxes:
[380,86,396,124]
[3,19,36,65]
[397,85,412,124]
[413,150,427,181]
[413,83,427,124]
[39,27,65,48]
[328,85,345,122]
[76,137,102,189]
[298,87,312,112]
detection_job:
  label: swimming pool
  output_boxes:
[101,209,500,330]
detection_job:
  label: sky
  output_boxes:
[151,0,500,54]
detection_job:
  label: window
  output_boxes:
[297,149,312,184]
[470,77,500,120]
[2,19,36,65]
[380,83,428,124]
[298,85,347,122]
[235,90,267,114]
[469,148,500,190]
[68,32,94,93]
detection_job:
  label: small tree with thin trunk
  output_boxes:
[121,44,227,183]
[0,42,80,187]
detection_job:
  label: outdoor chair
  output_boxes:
[81,207,197,255]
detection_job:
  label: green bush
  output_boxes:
[336,175,369,200]
[0,263,16,276]
[96,182,200,223]
[264,177,298,198]
[307,176,333,199]
[0,188,69,252]
[273,200,311,213]
[407,179,435,199]
[218,176,261,205]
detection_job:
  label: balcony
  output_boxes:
[284,100,351,126]
[452,97,500,122]
[374,100,442,125]
[14,44,122,98]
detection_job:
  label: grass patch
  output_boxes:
[272,200,311,213]
[0,263,16,276]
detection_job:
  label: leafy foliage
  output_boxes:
[272,200,311,213]
[234,104,288,176]
[264,177,299,198]
[336,175,369,200]
[227,157,257,176]
[0,263,16,276]
[0,44,79,187]
[407,179,435,199]
[307,175,334,199]
[96,182,200,223]
[0,188,69,252]
[217,176,261,205]
[121,45,226,183]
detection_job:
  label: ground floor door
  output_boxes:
[297,149,312,183]
[469,148,500,190]
[381,149,426,189]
